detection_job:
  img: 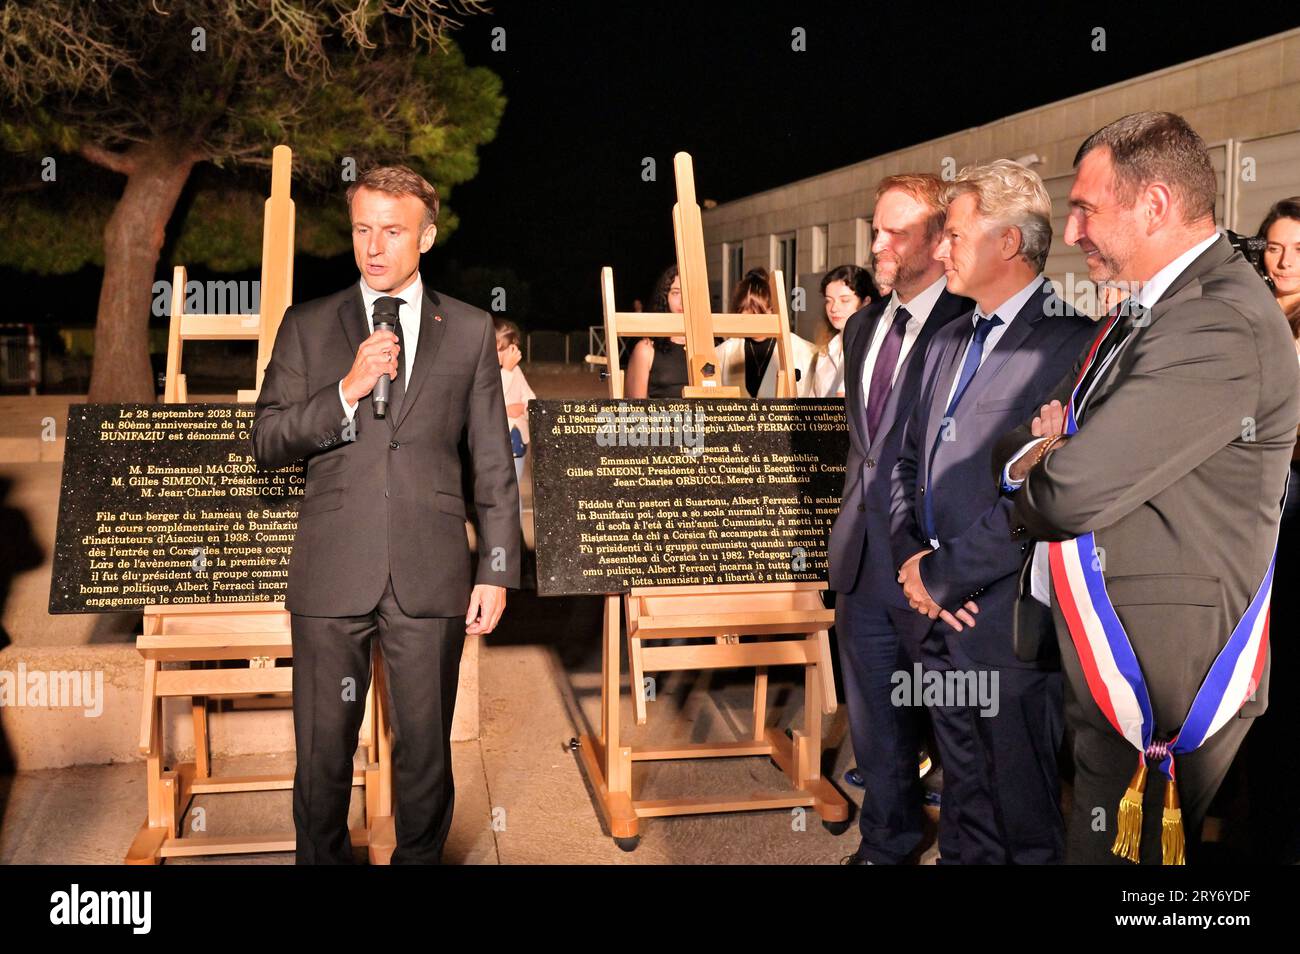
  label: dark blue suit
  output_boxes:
[889,278,1093,863]
[827,286,971,864]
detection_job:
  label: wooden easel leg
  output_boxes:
[803,659,822,781]
[799,651,849,824]
[363,673,379,826]
[816,628,838,713]
[629,633,647,727]
[160,769,179,839]
[603,595,628,793]
[368,642,395,865]
[126,692,167,864]
[597,595,637,840]
[790,660,822,789]
[192,695,210,779]
[752,667,769,742]
[599,594,612,751]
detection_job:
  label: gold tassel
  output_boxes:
[1162,777,1185,865]
[1111,759,1147,863]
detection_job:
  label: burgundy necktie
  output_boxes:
[865,306,911,441]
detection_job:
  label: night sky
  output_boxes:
[445,1,1300,327]
[8,2,1300,342]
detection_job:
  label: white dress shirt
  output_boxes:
[813,331,846,397]
[942,275,1044,412]
[860,274,948,443]
[1008,230,1222,604]
[501,365,537,442]
[339,274,424,420]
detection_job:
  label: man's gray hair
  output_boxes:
[945,159,1053,272]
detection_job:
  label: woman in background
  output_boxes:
[809,264,880,397]
[624,265,689,398]
[1246,197,1300,864]
[495,318,536,525]
[715,267,817,397]
[1261,198,1300,352]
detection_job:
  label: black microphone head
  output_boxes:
[373,296,401,326]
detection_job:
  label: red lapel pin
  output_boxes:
[434,314,443,322]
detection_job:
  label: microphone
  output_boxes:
[372,297,400,418]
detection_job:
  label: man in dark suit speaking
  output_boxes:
[251,165,520,864]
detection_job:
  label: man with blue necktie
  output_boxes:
[889,160,1094,863]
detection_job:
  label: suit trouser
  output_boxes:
[909,613,1065,864]
[1060,640,1254,865]
[835,569,927,864]
[290,575,465,864]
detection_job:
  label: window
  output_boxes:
[772,232,797,280]
[811,225,828,273]
[855,217,873,268]
[771,232,798,328]
[724,242,744,292]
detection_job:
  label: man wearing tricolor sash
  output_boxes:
[997,112,1300,865]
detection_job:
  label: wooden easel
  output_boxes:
[126,146,395,863]
[578,153,848,850]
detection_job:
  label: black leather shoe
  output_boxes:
[840,851,875,865]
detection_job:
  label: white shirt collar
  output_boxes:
[1134,231,1220,310]
[358,272,423,324]
[973,274,1045,326]
[889,273,948,322]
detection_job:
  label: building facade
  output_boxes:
[702,29,1300,345]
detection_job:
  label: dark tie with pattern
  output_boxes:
[374,296,405,420]
[1076,298,1140,416]
[865,306,911,442]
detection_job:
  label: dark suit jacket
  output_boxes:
[890,280,1094,668]
[996,236,1300,726]
[250,282,521,618]
[827,288,973,599]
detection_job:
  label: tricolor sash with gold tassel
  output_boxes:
[1045,312,1279,865]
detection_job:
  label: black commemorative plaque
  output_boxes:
[528,398,849,596]
[50,404,305,613]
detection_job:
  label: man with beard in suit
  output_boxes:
[829,174,973,865]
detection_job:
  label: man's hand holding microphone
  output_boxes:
[337,302,507,636]
[340,326,401,410]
